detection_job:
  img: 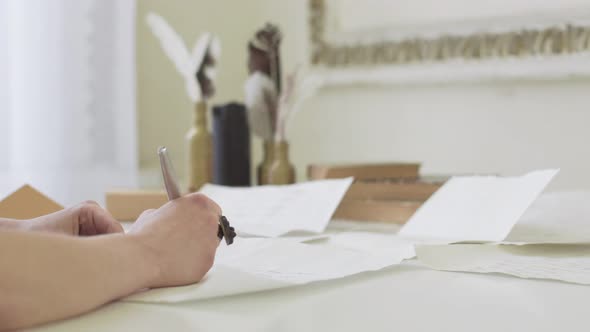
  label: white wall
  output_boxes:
[288,80,590,190]
[138,0,590,190]
[335,0,590,30]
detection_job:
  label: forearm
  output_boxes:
[0,231,158,330]
[0,218,30,231]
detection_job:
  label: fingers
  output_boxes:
[94,208,124,234]
[186,194,233,245]
[184,193,222,216]
[78,201,124,236]
[105,218,125,234]
[209,200,222,217]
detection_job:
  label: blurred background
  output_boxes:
[1,0,590,206]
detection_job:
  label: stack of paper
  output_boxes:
[123,235,416,303]
[399,169,559,244]
[124,169,590,303]
[415,244,590,285]
[200,178,353,237]
[397,169,590,285]
[504,191,590,244]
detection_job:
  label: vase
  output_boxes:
[257,141,274,185]
[267,141,295,185]
[186,101,213,192]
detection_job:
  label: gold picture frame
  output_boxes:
[310,0,590,67]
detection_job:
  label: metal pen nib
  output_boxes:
[158,146,182,200]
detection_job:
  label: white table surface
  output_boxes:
[28,221,590,332]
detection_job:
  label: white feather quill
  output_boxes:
[274,66,322,142]
[244,72,278,140]
[146,12,221,102]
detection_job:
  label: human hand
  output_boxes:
[27,201,124,236]
[127,193,221,288]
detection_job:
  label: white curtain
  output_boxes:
[0,0,137,206]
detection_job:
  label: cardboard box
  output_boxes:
[0,184,63,219]
[105,190,168,221]
[308,163,420,181]
[333,199,422,224]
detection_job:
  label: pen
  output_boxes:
[158,146,182,200]
[158,146,235,245]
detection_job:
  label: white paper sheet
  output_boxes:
[415,243,590,285]
[321,231,416,260]
[504,191,590,244]
[122,265,290,303]
[398,170,559,244]
[199,178,353,237]
[123,234,415,303]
